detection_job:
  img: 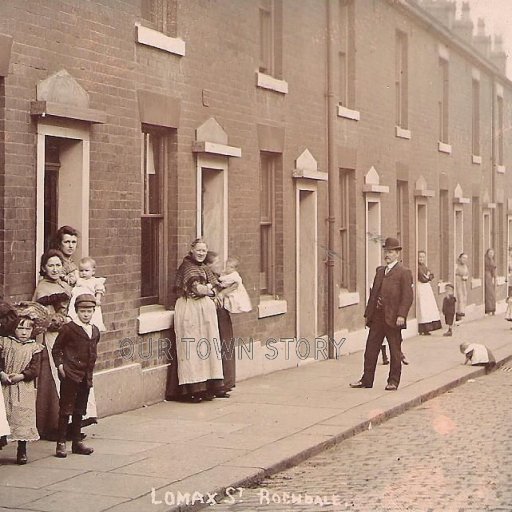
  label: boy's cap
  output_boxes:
[75,294,96,308]
[445,283,454,289]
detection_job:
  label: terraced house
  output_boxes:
[0,0,510,416]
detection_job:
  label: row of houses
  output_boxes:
[0,0,510,417]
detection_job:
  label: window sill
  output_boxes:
[471,278,482,289]
[258,299,287,318]
[135,23,186,56]
[472,154,482,165]
[438,141,452,154]
[496,165,506,174]
[337,105,360,121]
[395,126,411,139]
[497,276,506,286]
[256,72,288,94]
[137,304,174,334]
[338,290,360,308]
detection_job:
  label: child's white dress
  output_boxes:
[506,298,512,322]
[218,271,252,314]
[68,277,106,331]
[0,386,9,440]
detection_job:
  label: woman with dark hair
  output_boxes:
[168,239,224,403]
[32,249,71,440]
[51,226,79,287]
[455,252,470,323]
[485,248,497,315]
[206,251,236,398]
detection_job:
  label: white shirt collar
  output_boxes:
[386,260,399,270]
[75,318,93,337]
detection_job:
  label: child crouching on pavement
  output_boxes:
[460,342,496,373]
[52,294,100,458]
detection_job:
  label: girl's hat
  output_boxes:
[13,301,50,336]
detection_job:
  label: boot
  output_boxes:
[381,345,389,365]
[71,414,94,455]
[55,441,67,458]
[16,441,27,465]
[443,328,452,337]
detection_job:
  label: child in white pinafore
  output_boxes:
[69,257,106,331]
[218,257,252,314]
[0,302,49,464]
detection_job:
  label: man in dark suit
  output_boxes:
[350,237,413,390]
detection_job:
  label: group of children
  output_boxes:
[0,252,105,465]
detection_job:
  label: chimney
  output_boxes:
[491,34,508,75]
[473,18,491,57]
[452,1,473,42]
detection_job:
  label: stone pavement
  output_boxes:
[0,314,511,512]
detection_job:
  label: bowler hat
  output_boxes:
[382,237,402,250]
[75,294,96,308]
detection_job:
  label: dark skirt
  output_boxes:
[36,346,60,440]
[217,307,236,392]
[165,338,224,400]
[418,320,442,334]
[484,271,496,314]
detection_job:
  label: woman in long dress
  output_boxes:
[171,239,224,402]
[417,251,442,335]
[33,249,72,440]
[206,251,236,398]
[51,226,98,427]
[484,248,497,315]
[455,253,470,323]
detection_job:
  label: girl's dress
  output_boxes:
[33,277,98,437]
[455,262,469,321]
[484,254,497,314]
[68,276,106,331]
[0,337,43,442]
[170,255,224,399]
[505,298,512,322]
[218,271,252,314]
[416,264,442,334]
[0,363,10,448]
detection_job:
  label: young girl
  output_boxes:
[416,251,442,335]
[68,257,106,331]
[460,342,496,373]
[505,295,512,327]
[218,257,252,314]
[0,302,48,464]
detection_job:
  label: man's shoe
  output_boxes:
[401,354,409,365]
[385,383,398,391]
[55,442,67,458]
[349,380,371,388]
[71,441,94,455]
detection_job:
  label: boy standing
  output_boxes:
[52,294,100,458]
[442,283,456,337]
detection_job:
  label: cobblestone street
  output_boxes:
[214,367,512,512]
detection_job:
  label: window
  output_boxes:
[339,169,356,291]
[339,0,355,108]
[439,190,449,281]
[498,95,504,166]
[472,78,480,156]
[259,0,283,78]
[497,203,505,274]
[439,58,449,143]
[395,31,408,129]
[141,0,177,37]
[141,129,168,305]
[260,153,275,295]
[396,181,409,267]
[472,197,480,279]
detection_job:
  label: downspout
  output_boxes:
[491,79,496,249]
[326,0,336,358]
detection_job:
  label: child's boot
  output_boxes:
[55,414,68,458]
[443,328,452,337]
[71,414,93,455]
[16,441,27,465]
[381,345,389,365]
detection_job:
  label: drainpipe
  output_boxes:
[326,0,336,358]
[491,80,496,249]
